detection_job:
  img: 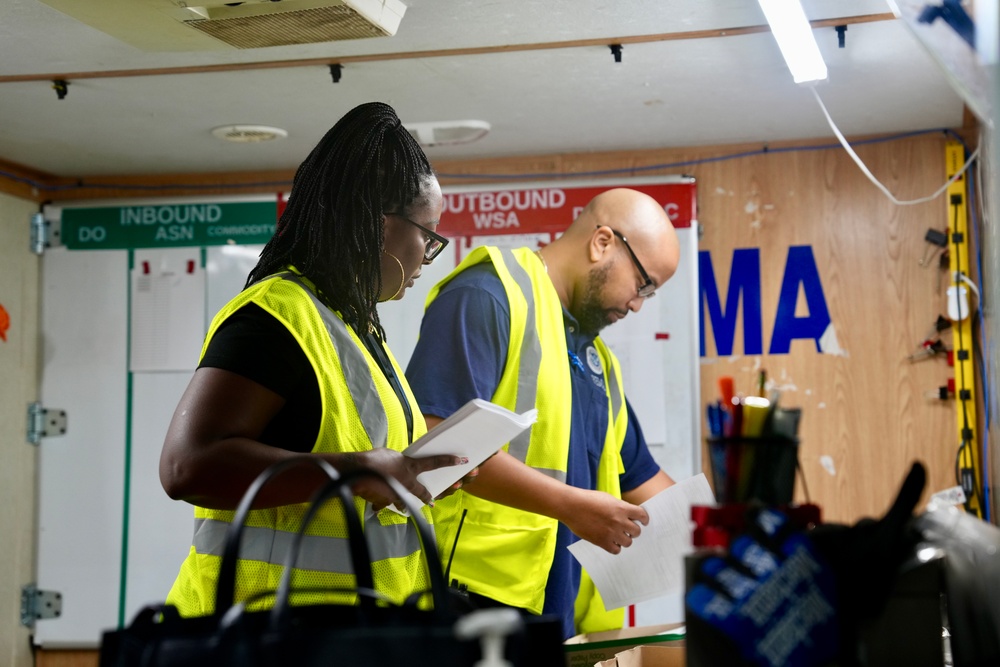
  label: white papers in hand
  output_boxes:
[404,398,537,501]
[567,473,716,610]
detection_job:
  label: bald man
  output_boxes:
[405,188,681,638]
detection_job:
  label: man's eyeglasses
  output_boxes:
[391,213,449,262]
[609,228,656,298]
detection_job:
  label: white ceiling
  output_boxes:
[0,0,969,179]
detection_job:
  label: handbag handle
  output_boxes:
[268,467,452,631]
[214,455,374,617]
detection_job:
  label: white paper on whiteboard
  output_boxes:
[130,250,205,372]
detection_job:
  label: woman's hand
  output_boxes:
[330,449,467,510]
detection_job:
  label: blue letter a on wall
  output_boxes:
[699,249,763,356]
[768,245,831,354]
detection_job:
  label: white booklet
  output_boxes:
[396,398,537,509]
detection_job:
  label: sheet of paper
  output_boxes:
[130,249,205,372]
[567,473,716,610]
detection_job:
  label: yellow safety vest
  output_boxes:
[426,247,628,632]
[166,269,430,617]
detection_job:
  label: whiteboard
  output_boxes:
[35,177,699,645]
[37,247,129,647]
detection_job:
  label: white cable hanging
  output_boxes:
[809,86,979,206]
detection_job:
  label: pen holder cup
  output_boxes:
[707,436,799,505]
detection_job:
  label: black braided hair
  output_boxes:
[247,101,434,337]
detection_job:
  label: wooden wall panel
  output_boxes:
[0,192,41,667]
[689,135,954,524]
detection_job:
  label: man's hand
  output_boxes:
[462,449,649,553]
[563,488,649,554]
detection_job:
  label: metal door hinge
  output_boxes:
[27,402,67,445]
[21,584,62,628]
[30,213,62,255]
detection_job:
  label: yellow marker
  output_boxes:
[735,396,770,501]
[741,396,770,437]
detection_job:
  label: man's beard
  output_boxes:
[574,264,615,335]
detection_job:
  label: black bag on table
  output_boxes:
[99,456,563,667]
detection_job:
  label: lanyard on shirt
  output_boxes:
[360,330,415,444]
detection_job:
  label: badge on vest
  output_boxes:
[586,346,605,390]
[586,346,602,374]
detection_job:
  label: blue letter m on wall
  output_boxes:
[700,248,762,356]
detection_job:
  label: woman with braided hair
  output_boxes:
[159,101,462,616]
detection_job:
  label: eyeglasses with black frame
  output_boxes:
[391,213,449,262]
[608,227,656,298]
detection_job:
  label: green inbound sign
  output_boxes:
[62,201,278,250]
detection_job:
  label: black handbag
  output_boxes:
[99,456,564,667]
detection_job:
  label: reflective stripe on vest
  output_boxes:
[497,248,551,472]
[604,342,623,419]
[496,248,624,483]
[280,273,388,451]
[191,515,420,571]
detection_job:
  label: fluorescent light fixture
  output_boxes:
[757,0,828,83]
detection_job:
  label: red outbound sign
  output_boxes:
[439,181,696,238]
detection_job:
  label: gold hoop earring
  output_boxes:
[383,252,405,301]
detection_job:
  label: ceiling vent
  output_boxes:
[405,120,491,147]
[211,125,289,142]
[37,0,406,51]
